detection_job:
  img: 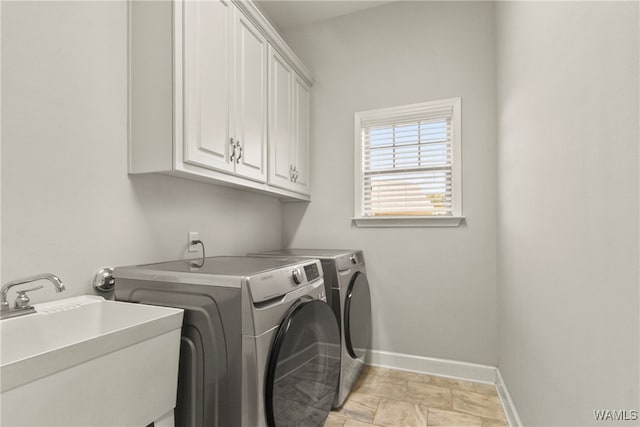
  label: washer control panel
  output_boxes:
[303,263,320,282]
[248,259,324,303]
[292,268,303,285]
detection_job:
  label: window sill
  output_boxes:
[351,216,465,228]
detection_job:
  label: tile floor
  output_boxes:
[326,366,508,427]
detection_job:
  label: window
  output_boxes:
[353,98,462,227]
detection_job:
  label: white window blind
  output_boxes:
[354,98,461,220]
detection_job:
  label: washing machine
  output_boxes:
[250,249,372,408]
[113,256,340,427]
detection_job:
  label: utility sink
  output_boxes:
[0,296,184,426]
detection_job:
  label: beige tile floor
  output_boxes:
[326,366,508,427]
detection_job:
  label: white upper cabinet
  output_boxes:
[184,2,266,182]
[182,0,233,174]
[293,75,311,194]
[268,46,294,191]
[233,11,267,182]
[268,46,310,195]
[129,0,313,201]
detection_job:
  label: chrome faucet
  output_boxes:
[1,274,65,319]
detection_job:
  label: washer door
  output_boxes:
[344,271,372,359]
[265,298,340,427]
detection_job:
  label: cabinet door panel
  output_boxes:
[267,47,294,191]
[183,0,233,173]
[293,76,310,194]
[234,13,267,182]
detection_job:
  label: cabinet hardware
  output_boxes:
[237,143,243,163]
[230,138,237,162]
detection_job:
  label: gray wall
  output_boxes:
[496,2,639,425]
[1,1,283,303]
[281,1,498,365]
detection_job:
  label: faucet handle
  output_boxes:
[14,285,43,309]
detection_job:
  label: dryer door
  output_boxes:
[344,271,372,359]
[265,298,340,427]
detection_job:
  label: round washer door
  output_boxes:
[265,298,340,427]
[344,271,372,359]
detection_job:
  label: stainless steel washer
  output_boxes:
[250,249,372,408]
[114,256,340,427]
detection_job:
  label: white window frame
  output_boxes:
[352,98,464,228]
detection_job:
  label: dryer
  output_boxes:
[250,249,372,408]
[114,256,340,427]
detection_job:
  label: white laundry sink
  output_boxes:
[0,295,184,426]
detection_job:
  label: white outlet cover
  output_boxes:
[188,232,199,252]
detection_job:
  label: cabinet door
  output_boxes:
[267,46,295,191]
[182,0,234,173]
[292,76,310,194]
[233,12,267,182]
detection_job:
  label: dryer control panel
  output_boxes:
[334,250,365,271]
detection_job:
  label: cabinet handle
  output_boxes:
[294,167,299,183]
[236,143,243,163]
[289,164,294,181]
[230,138,237,162]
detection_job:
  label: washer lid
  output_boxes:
[114,256,309,287]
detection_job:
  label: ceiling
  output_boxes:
[255,1,395,32]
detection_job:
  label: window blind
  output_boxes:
[360,105,455,217]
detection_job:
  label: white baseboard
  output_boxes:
[365,349,522,427]
[366,349,497,384]
[495,368,523,427]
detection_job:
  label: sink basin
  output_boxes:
[0,295,184,426]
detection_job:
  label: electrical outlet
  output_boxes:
[188,232,199,252]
